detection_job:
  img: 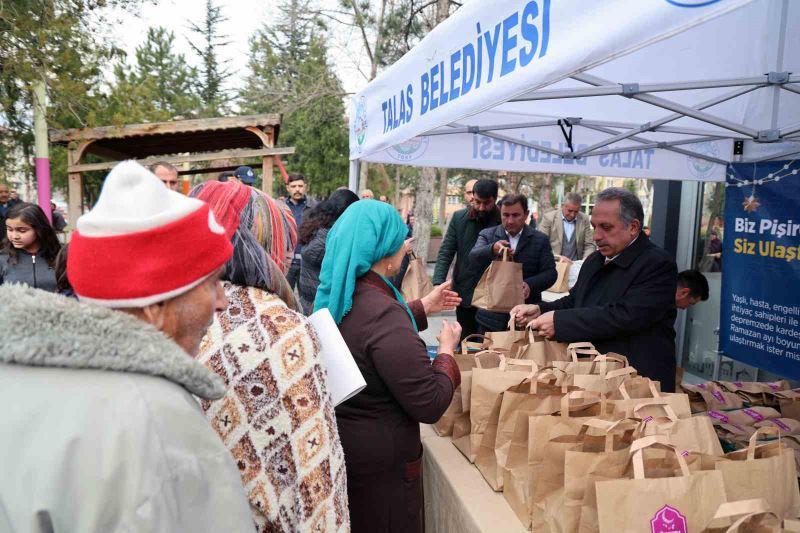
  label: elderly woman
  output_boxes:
[314,200,462,533]
[190,181,349,533]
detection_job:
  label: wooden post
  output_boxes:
[246,126,275,196]
[67,147,83,232]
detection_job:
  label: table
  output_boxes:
[421,424,527,533]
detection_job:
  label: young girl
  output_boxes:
[0,202,61,292]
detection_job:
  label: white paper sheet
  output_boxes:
[307,308,367,406]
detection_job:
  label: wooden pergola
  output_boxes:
[49,114,294,227]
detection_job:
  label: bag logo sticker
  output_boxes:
[651,505,688,533]
[771,418,791,432]
[742,408,765,422]
[711,390,726,403]
[708,411,729,423]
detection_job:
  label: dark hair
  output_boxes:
[2,203,61,267]
[149,161,178,175]
[499,193,529,212]
[218,171,234,182]
[677,269,709,301]
[287,173,306,185]
[564,192,582,206]
[54,243,74,296]
[595,187,644,227]
[473,178,498,200]
[298,189,359,245]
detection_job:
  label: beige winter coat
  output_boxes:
[0,285,255,533]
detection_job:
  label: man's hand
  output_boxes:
[522,282,531,300]
[492,240,511,256]
[421,279,462,315]
[510,304,541,326]
[528,311,556,339]
[557,255,573,264]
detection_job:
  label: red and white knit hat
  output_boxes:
[67,161,233,307]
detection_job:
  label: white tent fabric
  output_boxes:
[348,0,800,184]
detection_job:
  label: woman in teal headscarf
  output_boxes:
[315,199,462,533]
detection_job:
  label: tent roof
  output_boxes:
[349,0,800,182]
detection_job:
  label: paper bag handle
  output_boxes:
[473,349,503,369]
[462,334,490,347]
[499,357,539,374]
[630,435,690,479]
[560,390,604,418]
[576,418,638,452]
[500,246,512,262]
[507,316,519,332]
[528,366,570,394]
[567,342,600,362]
[605,366,637,381]
[618,378,661,400]
[747,426,780,461]
[711,499,780,533]
[631,398,680,422]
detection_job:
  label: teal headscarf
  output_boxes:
[313,199,417,330]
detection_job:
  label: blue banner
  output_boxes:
[720,160,800,379]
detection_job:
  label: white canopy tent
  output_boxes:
[348,0,800,187]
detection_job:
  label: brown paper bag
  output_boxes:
[451,351,503,457]
[485,318,529,353]
[547,260,570,293]
[683,382,746,413]
[705,407,781,427]
[474,368,572,491]
[774,390,800,419]
[503,391,610,529]
[513,329,571,365]
[548,418,639,533]
[472,247,524,313]
[529,393,624,532]
[432,353,478,436]
[716,428,800,519]
[464,357,537,462]
[703,499,782,533]
[637,400,725,456]
[400,251,434,301]
[460,333,490,355]
[610,378,692,420]
[596,435,728,533]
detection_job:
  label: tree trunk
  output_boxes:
[359,161,368,192]
[412,166,436,262]
[538,172,553,218]
[394,165,401,206]
[438,167,448,225]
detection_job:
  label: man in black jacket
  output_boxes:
[470,193,557,333]
[512,187,679,391]
[432,179,500,339]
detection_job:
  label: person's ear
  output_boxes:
[141,301,168,330]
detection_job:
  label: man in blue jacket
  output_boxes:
[469,193,557,333]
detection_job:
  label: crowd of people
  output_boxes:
[0,161,711,532]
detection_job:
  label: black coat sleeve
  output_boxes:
[523,238,557,293]
[468,228,495,268]
[432,213,459,285]
[552,256,677,343]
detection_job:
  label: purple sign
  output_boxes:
[697,383,707,389]
[768,382,783,391]
[711,390,726,404]
[651,505,688,533]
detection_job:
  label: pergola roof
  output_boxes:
[50,114,283,160]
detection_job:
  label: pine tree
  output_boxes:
[241,0,349,196]
[188,0,231,116]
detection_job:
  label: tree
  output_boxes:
[188,0,231,116]
[105,27,201,124]
[0,0,136,195]
[241,0,349,196]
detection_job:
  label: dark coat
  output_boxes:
[299,227,328,314]
[336,271,459,533]
[0,199,20,232]
[469,224,557,331]
[432,207,501,306]
[0,249,58,293]
[538,234,678,391]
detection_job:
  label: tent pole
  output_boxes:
[780,122,800,137]
[574,85,761,156]
[348,160,360,193]
[781,84,800,97]
[748,147,800,163]
[584,136,727,158]
[573,73,759,138]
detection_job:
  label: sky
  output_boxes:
[111,0,371,97]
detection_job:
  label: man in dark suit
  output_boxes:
[512,187,679,391]
[432,179,501,339]
[470,193,557,333]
